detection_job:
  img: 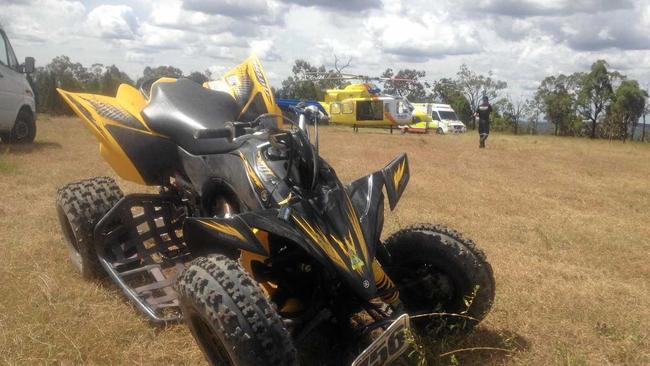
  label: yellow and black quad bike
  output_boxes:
[55,56,495,366]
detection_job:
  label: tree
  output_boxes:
[575,60,622,139]
[187,71,209,84]
[502,95,526,135]
[455,64,507,129]
[35,55,87,115]
[431,78,473,123]
[333,54,352,75]
[29,56,135,115]
[276,59,346,100]
[278,60,325,100]
[535,74,580,136]
[523,96,543,135]
[380,68,429,102]
[488,98,511,132]
[137,65,183,86]
[606,80,647,142]
[101,65,134,96]
[642,83,649,142]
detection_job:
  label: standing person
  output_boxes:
[475,96,492,148]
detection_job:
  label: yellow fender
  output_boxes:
[57,84,167,185]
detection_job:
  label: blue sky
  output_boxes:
[1,0,649,97]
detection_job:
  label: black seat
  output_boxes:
[141,78,243,155]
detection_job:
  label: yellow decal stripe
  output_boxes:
[393,159,406,190]
[199,220,246,242]
[345,195,369,266]
[292,215,348,271]
[239,152,264,190]
[277,192,292,205]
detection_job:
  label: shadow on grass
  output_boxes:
[2,141,62,155]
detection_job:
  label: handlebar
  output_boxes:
[193,128,232,140]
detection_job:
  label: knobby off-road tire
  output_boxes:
[381,224,495,336]
[176,255,297,366]
[56,177,123,279]
[4,109,36,143]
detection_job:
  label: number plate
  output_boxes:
[351,314,410,366]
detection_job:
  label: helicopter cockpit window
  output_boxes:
[356,100,383,121]
[396,100,410,115]
[331,103,341,114]
[342,102,354,114]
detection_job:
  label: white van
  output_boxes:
[0,25,36,143]
[412,103,466,134]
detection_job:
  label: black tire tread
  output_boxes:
[177,255,297,366]
[55,176,123,279]
[8,109,36,143]
[383,223,495,323]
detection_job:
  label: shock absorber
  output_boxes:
[372,259,400,306]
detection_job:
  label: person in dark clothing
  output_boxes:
[475,96,492,148]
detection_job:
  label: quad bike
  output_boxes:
[55,55,495,366]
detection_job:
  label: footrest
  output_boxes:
[94,194,189,323]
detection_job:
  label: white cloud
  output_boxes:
[365,11,481,60]
[0,0,85,43]
[181,0,287,26]
[0,0,648,98]
[125,51,154,63]
[250,39,281,61]
[86,5,139,40]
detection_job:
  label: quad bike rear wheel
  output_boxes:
[56,177,123,279]
[176,255,297,366]
[381,224,495,336]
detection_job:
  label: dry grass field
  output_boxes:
[1,115,649,365]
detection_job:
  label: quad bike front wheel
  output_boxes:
[176,255,298,366]
[380,224,495,336]
[56,177,123,279]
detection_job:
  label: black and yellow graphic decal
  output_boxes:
[292,215,349,271]
[292,194,370,276]
[57,85,167,185]
[239,151,265,191]
[205,54,283,126]
[198,219,246,242]
[372,260,399,304]
[255,149,276,183]
[393,159,406,191]
[383,154,409,210]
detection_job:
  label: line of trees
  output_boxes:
[31,56,210,115]
[33,55,648,142]
[277,59,648,142]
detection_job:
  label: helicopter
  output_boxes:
[276,73,417,132]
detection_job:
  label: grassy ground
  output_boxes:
[0,115,648,365]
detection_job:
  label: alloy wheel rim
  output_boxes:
[15,120,29,140]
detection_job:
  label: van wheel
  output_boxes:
[6,110,36,143]
[436,127,444,135]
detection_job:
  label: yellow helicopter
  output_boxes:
[276,74,416,132]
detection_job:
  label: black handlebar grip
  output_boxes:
[193,128,232,140]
